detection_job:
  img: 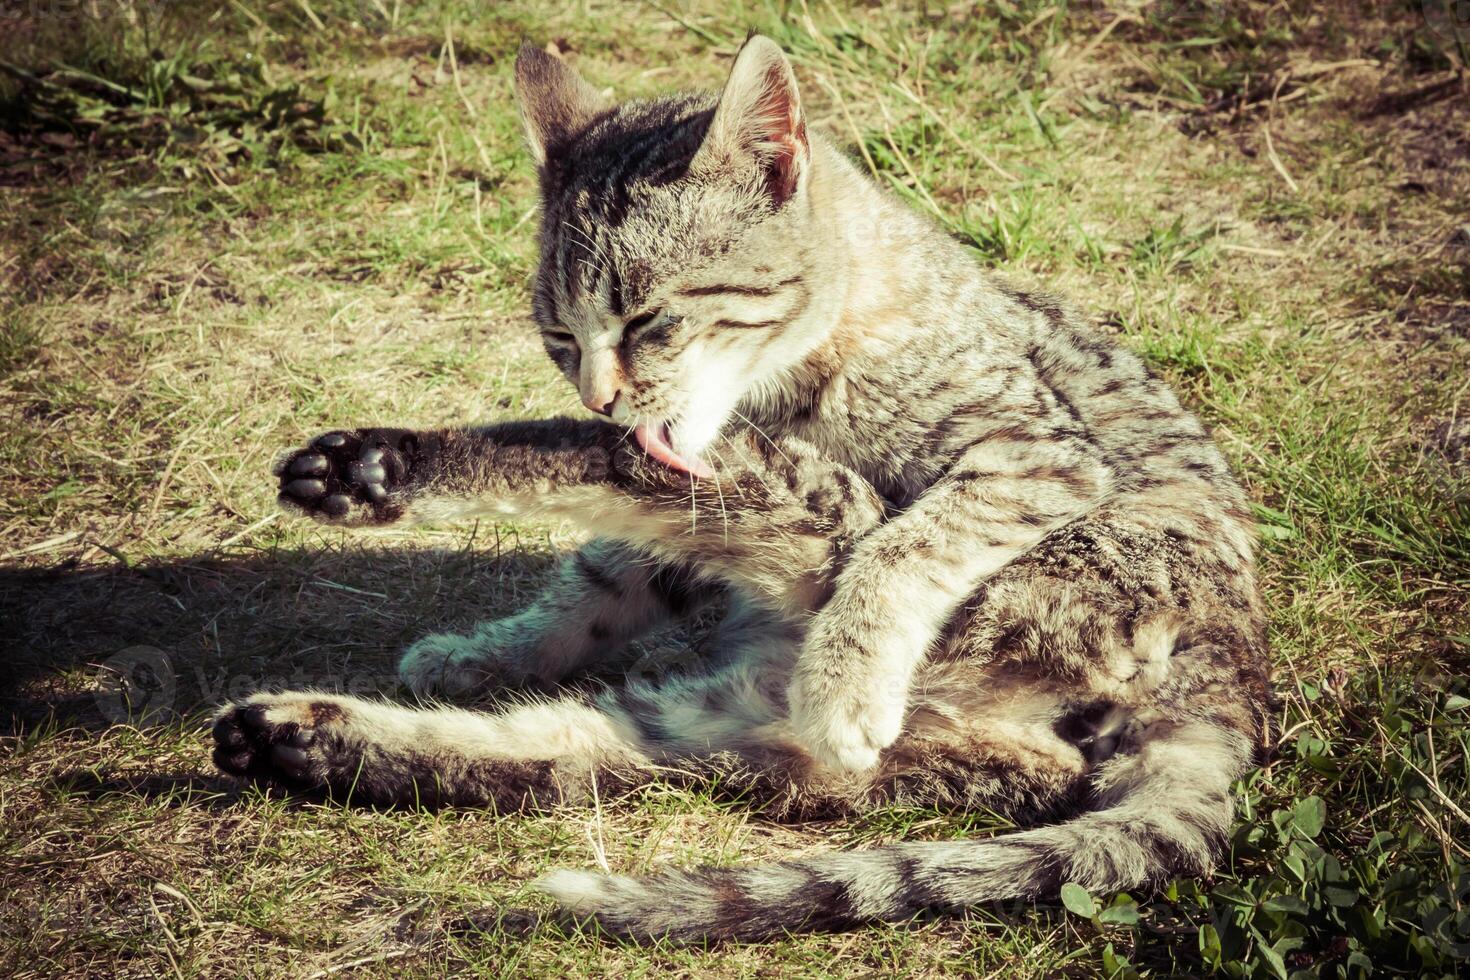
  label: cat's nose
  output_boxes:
[583,389,620,416]
[579,350,623,417]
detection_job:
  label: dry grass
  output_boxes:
[1,1,1467,976]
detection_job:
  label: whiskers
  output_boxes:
[701,440,733,548]
[729,408,797,474]
[615,413,640,452]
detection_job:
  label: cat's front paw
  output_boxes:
[276,429,417,525]
[212,693,358,790]
[787,672,907,774]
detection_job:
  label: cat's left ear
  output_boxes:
[694,34,808,207]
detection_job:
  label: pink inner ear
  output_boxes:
[752,63,807,205]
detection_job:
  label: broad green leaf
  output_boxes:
[1199,923,1223,966]
[1060,882,1097,918]
[1291,796,1327,838]
[1263,894,1309,914]
[1098,901,1140,926]
[1251,928,1290,980]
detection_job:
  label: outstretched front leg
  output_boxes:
[283,427,728,697]
[275,419,885,611]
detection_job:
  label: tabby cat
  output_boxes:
[211,36,1272,942]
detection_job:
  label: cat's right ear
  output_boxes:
[514,41,608,166]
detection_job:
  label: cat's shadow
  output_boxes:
[1,540,559,736]
[48,769,247,809]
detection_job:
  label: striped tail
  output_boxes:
[534,720,1252,942]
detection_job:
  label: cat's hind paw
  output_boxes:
[276,429,416,525]
[398,632,536,699]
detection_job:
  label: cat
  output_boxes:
[211,36,1272,942]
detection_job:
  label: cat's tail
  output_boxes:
[533,718,1252,942]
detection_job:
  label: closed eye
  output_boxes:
[621,310,676,351]
[624,309,659,333]
[542,329,578,346]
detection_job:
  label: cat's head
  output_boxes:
[515,36,833,476]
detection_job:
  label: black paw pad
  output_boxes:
[288,454,330,478]
[284,477,326,499]
[211,701,335,788]
[276,429,417,523]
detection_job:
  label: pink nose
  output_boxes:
[582,388,619,417]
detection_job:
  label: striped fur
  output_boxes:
[215,35,1272,942]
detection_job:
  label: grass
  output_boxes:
[1,0,1467,975]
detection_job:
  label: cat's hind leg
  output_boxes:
[213,646,804,810]
[212,689,648,808]
[211,637,1098,827]
[399,540,713,698]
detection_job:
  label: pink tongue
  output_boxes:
[633,422,714,479]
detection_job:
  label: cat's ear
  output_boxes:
[514,41,608,165]
[695,35,809,207]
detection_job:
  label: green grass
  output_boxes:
[2,0,1468,976]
